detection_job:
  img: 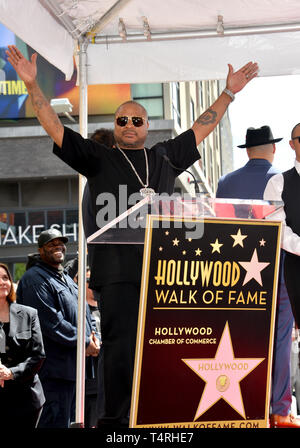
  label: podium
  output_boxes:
[88,195,283,429]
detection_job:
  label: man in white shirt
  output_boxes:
[264,123,300,252]
[264,123,300,426]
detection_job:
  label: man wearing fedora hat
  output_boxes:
[217,126,282,198]
[17,229,100,428]
[217,126,298,428]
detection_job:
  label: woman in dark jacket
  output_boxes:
[0,263,45,427]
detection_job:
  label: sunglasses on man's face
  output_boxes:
[292,136,300,143]
[115,116,145,128]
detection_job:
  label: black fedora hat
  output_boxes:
[238,125,283,148]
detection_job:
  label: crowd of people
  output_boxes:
[1,43,300,428]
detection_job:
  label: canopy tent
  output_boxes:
[1,0,300,83]
[1,0,300,427]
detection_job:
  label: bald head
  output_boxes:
[291,123,300,139]
[289,123,300,162]
[246,143,275,163]
[114,101,148,120]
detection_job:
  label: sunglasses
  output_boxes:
[292,136,300,143]
[116,116,145,128]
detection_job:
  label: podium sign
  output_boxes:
[130,215,281,428]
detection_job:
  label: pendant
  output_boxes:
[140,187,156,198]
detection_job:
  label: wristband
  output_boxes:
[223,88,235,102]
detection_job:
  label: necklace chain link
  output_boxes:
[116,145,156,198]
[116,144,149,188]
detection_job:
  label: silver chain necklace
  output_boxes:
[116,144,155,198]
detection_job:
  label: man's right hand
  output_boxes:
[6,45,37,87]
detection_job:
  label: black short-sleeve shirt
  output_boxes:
[53,126,199,289]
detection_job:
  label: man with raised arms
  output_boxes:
[6,44,258,428]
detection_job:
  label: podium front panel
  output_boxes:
[130,215,281,428]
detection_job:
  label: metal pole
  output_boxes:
[93,21,300,45]
[74,37,88,427]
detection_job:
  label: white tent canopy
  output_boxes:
[1,0,300,82]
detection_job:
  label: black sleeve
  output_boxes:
[155,129,200,171]
[53,126,107,177]
[10,308,45,382]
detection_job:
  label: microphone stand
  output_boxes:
[162,154,201,195]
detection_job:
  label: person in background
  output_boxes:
[217,125,298,428]
[264,122,300,425]
[84,267,101,428]
[0,262,45,427]
[290,324,300,415]
[82,128,115,244]
[68,261,101,428]
[17,229,100,428]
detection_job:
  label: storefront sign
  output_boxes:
[0,223,78,245]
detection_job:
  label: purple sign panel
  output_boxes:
[130,216,281,428]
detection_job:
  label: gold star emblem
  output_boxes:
[210,238,223,254]
[159,246,163,252]
[165,231,169,236]
[231,228,247,248]
[182,250,186,255]
[259,238,266,246]
[173,238,179,246]
[195,248,202,256]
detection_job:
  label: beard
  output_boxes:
[43,248,65,267]
[115,130,146,149]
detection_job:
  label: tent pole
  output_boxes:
[92,21,300,45]
[73,36,89,427]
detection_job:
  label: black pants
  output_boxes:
[0,381,43,428]
[96,282,140,427]
[38,378,76,428]
[284,253,300,327]
[1,405,42,428]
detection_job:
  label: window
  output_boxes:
[199,82,204,108]
[65,209,78,242]
[70,178,79,205]
[190,98,195,126]
[47,210,64,228]
[21,179,69,207]
[171,82,181,127]
[0,182,19,207]
[131,83,164,119]
[28,211,45,242]
[9,212,26,232]
[202,141,207,177]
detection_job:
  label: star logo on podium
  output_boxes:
[182,322,264,420]
[231,228,247,247]
[238,248,270,286]
[210,238,223,253]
